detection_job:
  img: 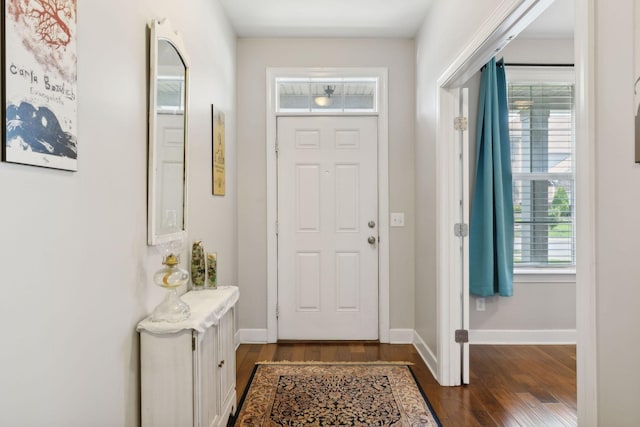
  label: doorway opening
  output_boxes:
[265,67,391,343]
[433,2,595,424]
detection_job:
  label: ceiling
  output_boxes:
[218,0,434,38]
[520,0,574,38]
[218,0,574,39]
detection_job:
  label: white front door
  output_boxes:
[277,116,379,340]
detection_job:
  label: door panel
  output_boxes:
[296,252,321,311]
[335,165,359,231]
[336,252,360,310]
[277,116,378,340]
[296,165,321,231]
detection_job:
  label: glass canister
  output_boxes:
[206,252,217,289]
[191,240,206,290]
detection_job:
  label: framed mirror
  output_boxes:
[148,19,190,245]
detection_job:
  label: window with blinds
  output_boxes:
[508,77,575,268]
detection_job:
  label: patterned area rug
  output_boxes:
[231,362,441,426]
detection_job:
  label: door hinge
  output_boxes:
[455,329,469,343]
[275,220,279,235]
[275,140,279,157]
[454,223,468,237]
[192,334,196,351]
[276,304,280,319]
[454,116,468,132]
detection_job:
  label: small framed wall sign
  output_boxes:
[2,0,78,171]
[212,106,225,195]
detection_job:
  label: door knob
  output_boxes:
[368,220,376,228]
[368,236,376,244]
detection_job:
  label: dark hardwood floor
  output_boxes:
[235,343,576,426]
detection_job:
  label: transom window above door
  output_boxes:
[276,77,378,113]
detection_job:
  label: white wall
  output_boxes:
[501,37,574,64]
[414,0,504,366]
[593,0,640,423]
[469,277,576,330]
[467,37,577,338]
[0,1,236,426]
[236,38,416,334]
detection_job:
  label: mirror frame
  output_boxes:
[147,19,190,245]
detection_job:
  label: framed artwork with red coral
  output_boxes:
[2,0,78,171]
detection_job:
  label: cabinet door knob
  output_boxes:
[218,360,225,367]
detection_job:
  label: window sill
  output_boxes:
[514,268,576,284]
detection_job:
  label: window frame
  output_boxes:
[275,76,379,114]
[506,66,576,276]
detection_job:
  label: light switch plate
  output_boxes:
[390,212,405,227]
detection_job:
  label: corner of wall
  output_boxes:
[412,330,438,382]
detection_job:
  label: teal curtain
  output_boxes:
[469,58,514,297]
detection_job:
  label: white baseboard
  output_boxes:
[389,329,415,344]
[469,329,577,345]
[238,329,416,344]
[236,328,575,345]
[412,330,438,381]
[238,328,269,343]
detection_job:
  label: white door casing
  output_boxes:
[457,88,470,385]
[433,7,598,425]
[266,67,390,344]
[277,116,379,340]
[434,0,564,387]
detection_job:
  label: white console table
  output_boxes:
[138,286,239,427]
